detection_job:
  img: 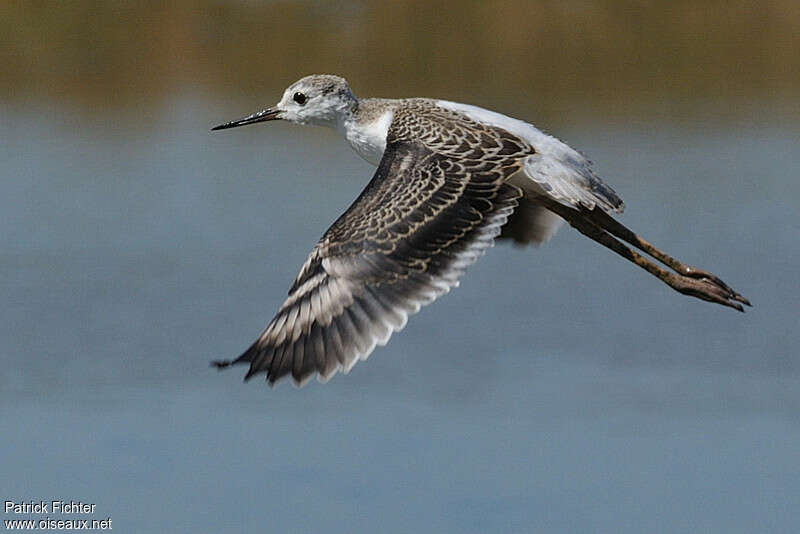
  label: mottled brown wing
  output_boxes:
[223,137,523,386]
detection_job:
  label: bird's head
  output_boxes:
[212,74,357,131]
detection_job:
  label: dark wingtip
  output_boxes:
[243,368,258,382]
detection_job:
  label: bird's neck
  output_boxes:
[339,98,398,166]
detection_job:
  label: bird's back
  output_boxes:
[345,97,624,245]
[433,99,624,214]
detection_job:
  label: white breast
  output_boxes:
[342,110,394,166]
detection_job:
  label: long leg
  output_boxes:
[584,208,750,306]
[535,197,749,311]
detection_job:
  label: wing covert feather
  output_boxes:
[231,135,523,385]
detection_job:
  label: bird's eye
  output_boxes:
[293,92,307,105]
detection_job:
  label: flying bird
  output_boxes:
[211,74,749,386]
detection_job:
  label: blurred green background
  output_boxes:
[3,0,798,123]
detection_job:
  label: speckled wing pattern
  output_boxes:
[231,101,534,385]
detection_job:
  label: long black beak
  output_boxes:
[211,108,282,131]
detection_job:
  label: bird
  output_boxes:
[210,74,750,387]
